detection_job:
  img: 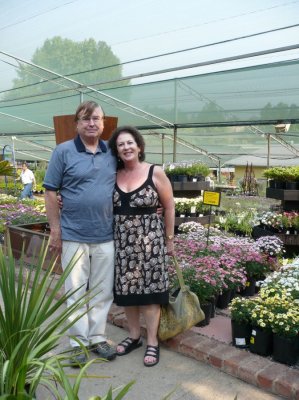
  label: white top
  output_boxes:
[20,169,35,185]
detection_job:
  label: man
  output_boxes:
[43,101,117,367]
[20,162,36,199]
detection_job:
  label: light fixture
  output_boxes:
[274,122,291,133]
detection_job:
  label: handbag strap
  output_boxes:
[172,256,188,292]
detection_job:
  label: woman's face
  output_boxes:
[116,132,140,163]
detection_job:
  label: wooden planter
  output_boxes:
[4,222,62,274]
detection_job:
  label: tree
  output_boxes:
[5,36,130,100]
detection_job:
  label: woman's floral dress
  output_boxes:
[113,165,169,306]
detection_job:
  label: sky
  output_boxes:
[0,0,299,90]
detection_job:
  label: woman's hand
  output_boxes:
[166,238,174,256]
[57,194,63,209]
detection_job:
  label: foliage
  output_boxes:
[174,196,203,215]
[165,162,210,178]
[259,262,299,300]
[229,297,256,324]
[0,201,47,233]
[255,211,283,232]
[0,242,90,396]
[254,235,285,257]
[174,234,251,293]
[255,210,299,233]
[281,211,299,231]
[217,194,279,215]
[5,37,129,100]
[0,161,16,177]
[263,166,299,181]
[215,208,256,236]
[178,221,206,234]
[0,182,22,197]
[0,243,136,399]
[249,299,275,331]
[242,259,271,279]
[259,288,299,337]
[270,309,299,338]
[172,265,218,303]
[185,163,210,178]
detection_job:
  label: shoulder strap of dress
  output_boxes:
[148,164,155,180]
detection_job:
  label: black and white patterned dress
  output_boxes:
[113,164,169,306]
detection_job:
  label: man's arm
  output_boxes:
[44,189,62,255]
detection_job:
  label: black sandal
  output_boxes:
[143,345,159,367]
[116,337,143,356]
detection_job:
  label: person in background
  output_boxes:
[108,125,175,367]
[43,101,117,367]
[20,162,36,199]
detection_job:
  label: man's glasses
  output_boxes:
[79,116,104,123]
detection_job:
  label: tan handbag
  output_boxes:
[158,256,205,341]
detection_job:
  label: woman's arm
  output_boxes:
[153,166,175,256]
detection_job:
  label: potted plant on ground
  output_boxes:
[170,264,218,327]
[259,286,299,365]
[229,297,256,348]
[182,267,217,327]
[271,307,299,365]
[249,299,274,356]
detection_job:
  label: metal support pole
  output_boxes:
[161,133,165,165]
[173,126,177,162]
[11,137,17,187]
[267,133,271,168]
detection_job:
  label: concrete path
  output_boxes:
[49,323,282,400]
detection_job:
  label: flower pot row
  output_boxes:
[231,321,299,365]
[268,180,299,190]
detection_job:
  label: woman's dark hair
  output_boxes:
[74,101,105,122]
[109,125,145,169]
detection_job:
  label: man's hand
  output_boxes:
[48,229,62,255]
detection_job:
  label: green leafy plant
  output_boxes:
[0,242,136,399]
[249,299,275,331]
[177,267,217,303]
[270,309,299,338]
[229,297,256,325]
[243,260,271,279]
[185,163,210,178]
[263,166,299,182]
[0,161,16,178]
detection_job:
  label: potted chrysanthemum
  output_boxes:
[260,287,299,365]
[229,297,256,348]
[249,299,275,356]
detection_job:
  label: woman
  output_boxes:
[108,125,175,367]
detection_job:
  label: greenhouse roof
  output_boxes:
[1,1,299,166]
[1,43,299,167]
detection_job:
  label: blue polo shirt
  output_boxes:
[43,135,117,243]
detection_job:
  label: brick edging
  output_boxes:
[108,304,299,400]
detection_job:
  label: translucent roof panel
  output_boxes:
[0,58,299,164]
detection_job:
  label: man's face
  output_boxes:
[76,106,104,141]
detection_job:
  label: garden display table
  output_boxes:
[266,187,299,210]
[264,187,299,254]
[172,181,214,228]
